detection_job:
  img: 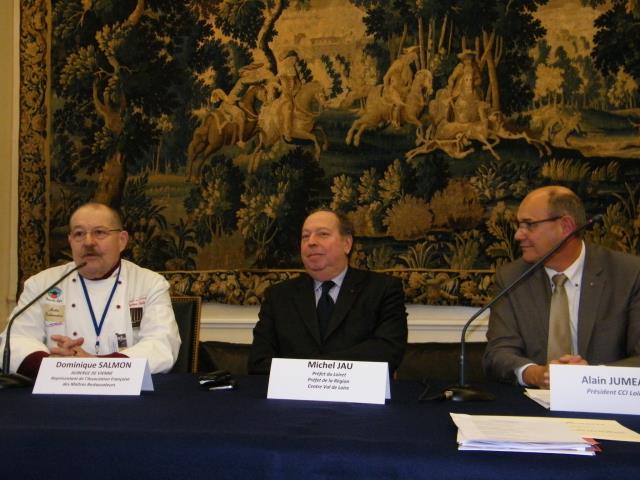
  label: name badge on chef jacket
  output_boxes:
[44,305,65,327]
[115,332,128,349]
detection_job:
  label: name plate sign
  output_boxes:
[267,358,390,405]
[33,358,153,396]
[550,364,640,415]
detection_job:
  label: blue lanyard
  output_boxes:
[79,265,121,354]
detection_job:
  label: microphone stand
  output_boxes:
[0,262,86,389]
[421,215,602,402]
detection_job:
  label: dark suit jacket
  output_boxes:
[248,268,408,374]
[483,243,640,383]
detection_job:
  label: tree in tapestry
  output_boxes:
[42,0,640,304]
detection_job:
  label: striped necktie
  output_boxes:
[547,273,572,361]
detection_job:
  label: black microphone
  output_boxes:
[0,262,87,389]
[421,214,603,402]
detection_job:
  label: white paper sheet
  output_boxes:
[450,412,640,455]
[524,388,550,408]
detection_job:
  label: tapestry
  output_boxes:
[18,0,640,305]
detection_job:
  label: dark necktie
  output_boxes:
[317,281,335,339]
[547,274,572,361]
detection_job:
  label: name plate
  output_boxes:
[550,364,640,415]
[267,358,390,405]
[33,358,154,396]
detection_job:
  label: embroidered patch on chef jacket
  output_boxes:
[46,287,63,303]
[129,307,143,328]
[44,305,65,327]
[129,297,146,328]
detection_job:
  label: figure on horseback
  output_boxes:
[186,66,270,181]
[210,88,247,148]
[382,46,420,128]
[345,54,433,147]
[250,80,328,172]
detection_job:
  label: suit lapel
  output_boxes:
[292,274,322,345]
[577,245,604,355]
[325,268,363,339]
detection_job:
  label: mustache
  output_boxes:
[81,248,99,256]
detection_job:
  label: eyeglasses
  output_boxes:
[515,216,562,232]
[69,228,122,242]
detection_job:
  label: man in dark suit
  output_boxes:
[248,210,408,374]
[483,186,640,388]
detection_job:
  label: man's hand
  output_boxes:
[524,356,590,389]
[553,354,588,365]
[49,335,94,358]
[522,364,549,388]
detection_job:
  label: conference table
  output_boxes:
[1,375,638,479]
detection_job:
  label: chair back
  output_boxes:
[170,296,202,373]
[395,342,487,382]
[199,341,250,375]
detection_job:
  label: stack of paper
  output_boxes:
[450,413,598,455]
[524,388,550,408]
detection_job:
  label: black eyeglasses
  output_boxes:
[515,216,562,232]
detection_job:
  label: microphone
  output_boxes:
[0,262,86,389]
[421,214,603,402]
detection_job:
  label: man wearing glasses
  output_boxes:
[0,203,180,378]
[483,186,640,388]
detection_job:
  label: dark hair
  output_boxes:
[69,202,124,230]
[547,189,587,227]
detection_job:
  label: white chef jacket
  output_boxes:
[0,260,181,374]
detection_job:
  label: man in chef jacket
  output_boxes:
[0,202,181,377]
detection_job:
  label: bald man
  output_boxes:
[483,186,640,388]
